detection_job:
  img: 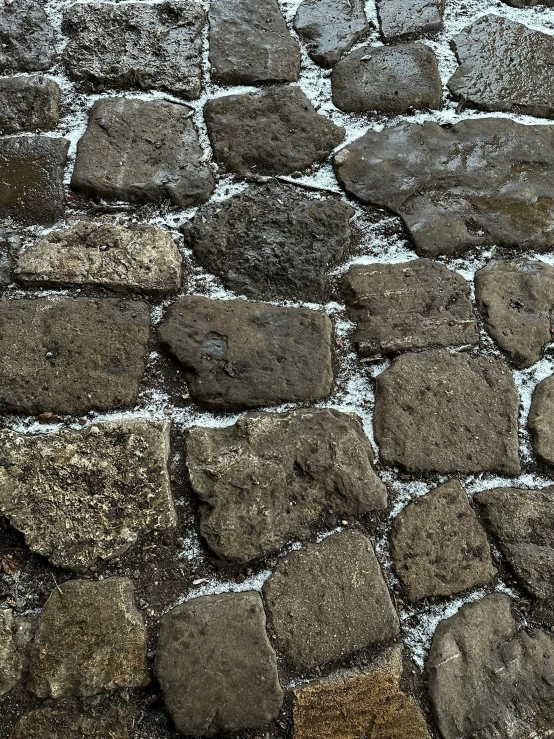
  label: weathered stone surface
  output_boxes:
[0,136,68,226]
[186,185,353,301]
[204,86,344,176]
[294,0,368,68]
[0,76,59,134]
[209,0,300,85]
[377,0,444,42]
[29,578,148,699]
[186,409,387,563]
[0,297,150,416]
[374,349,521,475]
[0,420,176,572]
[334,119,554,257]
[503,0,554,5]
[11,702,131,739]
[391,481,495,602]
[263,531,400,669]
[62,1,204,99]
[155,592,283,736]
[343,259,477,358]
[332,43,441,113]
[0,609,34,696]
[427,593,554,739]
[0,228,19,285]
[449,15,554,119]
[529,375,554,466]
[0,0,55,72]
[72,98,214,207]
[15,221,183,294]
[158,296,333,411]
[475,259,554,369]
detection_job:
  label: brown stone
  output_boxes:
[10,701,132,739]
[529,375,554,466]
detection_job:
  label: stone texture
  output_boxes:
[29,578,148,699]
[0,297,150,416]
[72,98,214,207]
[503,0,554,5]
[10,702,131,739]
[155,591,283,736]
[427,593,554,739]
[391,481,495,602]
[529,375,554,466]
[0,0,55,72]
[0,228,19,285]
[332,43,442,113]
[334,118,554,257]
[158,296,333,411]
[204,86,344,176]
[185,185,353,302]
[0,76,59,134]
[377,0,445,42]
[475,259,554,369]
[374,349,521,475]
[343,259,477,358]
[15,221,183,294]
[0,420,176,572]
[263,531,400,669]
[294,0,368,68]
[186,409,387,563]
[0,136,68,226]
[0,609,34,697]
[209,0,300,85]
[449,15,554,119]
[62,1,205,99]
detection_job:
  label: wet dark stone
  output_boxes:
[0,0,56,72]
[11,701,132,739]
[377,0,445,42]
[0,229,19,286]
[503,0,554,5]
[294,0,368,68]
[0,76,59,134]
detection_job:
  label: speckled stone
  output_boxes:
[0,76,59,134]
[377,0,444,42]
[294,0,368,67]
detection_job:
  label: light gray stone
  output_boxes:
[377,0,444,42]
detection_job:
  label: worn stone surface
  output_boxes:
[186,185,353,301]
[343,259,477,358]
[427,593,554,739]
[475,259,554,369]
[15,221,183,294]
[0,297,150,416]
[0,229,19,286]
[158,296,333,411]
[0,136,68,226]
[209,0,300,85]
[377,0,445,42]
[503,0,554,5]
[332,43,442,113]
[334,118,554,257]
[449,15,554,119]
[186,409,387,563]
[294,0,368,68]
[0,0,55,72]
[29,578,148,699]
[10,702,131,739]
[263,531,400,669]
[0,77,59,134]
[374,349,521,475]
[0,610,34,697]
[72,98,214,207]
[529,375,554,466]
[155,592,283,736]
[391,481,495,602]
[204,86,344,176]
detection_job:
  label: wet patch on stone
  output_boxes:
[294,0,368,68]
[0,0,55,73]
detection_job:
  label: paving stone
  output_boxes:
[10,702,131,739]
[186,185,353,301]
[158,296,333,411]
[209,0,300,85]
[391,481,495,602]
[529,375,554,466]
[294,0,368,68]
[186,409,387,563]
[334,118,554,257]
[0,609,34,697]
[0,297,150,416]
[343,259,477,358]
[62,1,204,99]
[72,98,214,207]
[0,420,176,572]
[374,349,521,475]
[377,0,445,42]
[503,0,554,5]
[332,43,442,113]
[155,591,283,736]
[427,593,554,739]
[0,76,59,134]
[448,15,554,119]
[15,221,183,294]
[0,0,55,72]
[475,486,554,601]
[0,136,68,226]
[0,228,19,286]
[475,259,554,369]
[204,86,344,176]
[263,531,400,669]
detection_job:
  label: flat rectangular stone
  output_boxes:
[0,76,60,134]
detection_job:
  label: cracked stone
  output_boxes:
[528,374,554,466]
[0,0,55,72]
[377,0,445,42]
[10,701,132,739]
[0,609,34,697]
[294,0,368,68]
[0,76,59,134]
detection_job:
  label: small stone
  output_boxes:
[529,375,554,466]
[155,592,283,736]
[204,86,344,176]
[374,349,521,475]
[294,0,368,68]
[72,98,214,207]
[158,295,333,411]
[0,0,56,72]
[0,228,19,285]
[29,578,149,699]
[377,0,444,42]
[263,531,399,669]
[37,412,58,424]
[10,701,131,739]
[332,43,441,113]
[0,609,34,696]
[0,76,59,134]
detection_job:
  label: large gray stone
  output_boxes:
[529,375,554,466]
[11,702,131,739]
[0,0,55,72]
[0,76,59,134]
[0,609,34,696]
[294,0,368,68]
[377,0,444,42]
